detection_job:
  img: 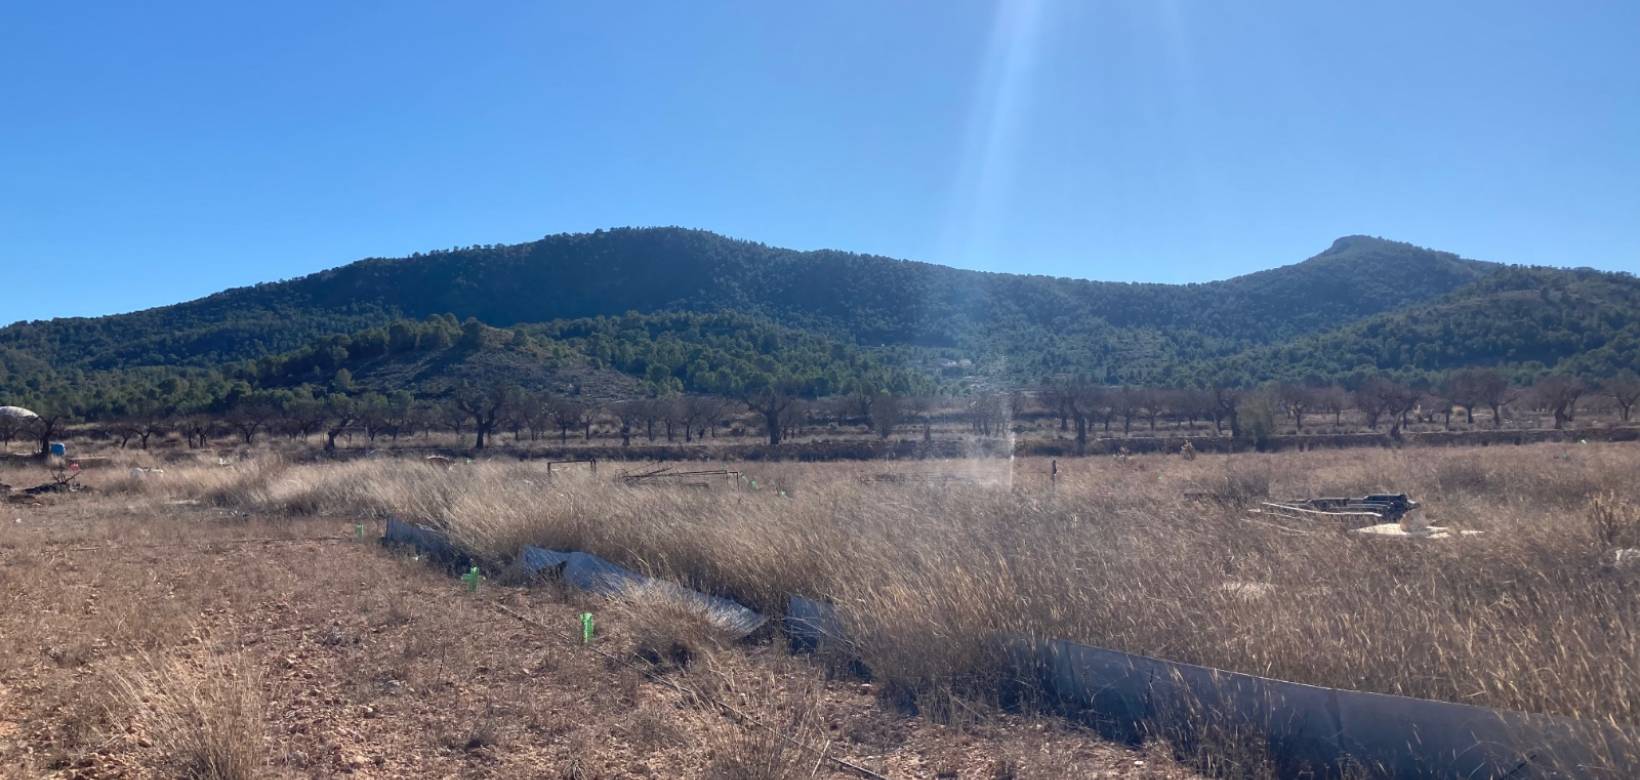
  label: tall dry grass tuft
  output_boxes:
[111,647,267,780]
[610,583,737,669]
[691,668,828,780]
[1589,492,1640,551]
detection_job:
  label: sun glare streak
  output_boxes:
[940,0,1047,465]
[940,0,1048,265]
[1154,0,1207,214]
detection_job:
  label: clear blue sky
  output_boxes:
[3,1,1637,324]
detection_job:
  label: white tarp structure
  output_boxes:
[0,406,39,420]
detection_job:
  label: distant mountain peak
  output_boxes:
[1304,234,1497,278]
[1327,234,1379,251]
[1323,234,1422,254]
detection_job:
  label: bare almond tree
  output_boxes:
[453,382,522,449]
[1210,387,1241,437]
[1604,371,1640,423]
[25,404,74,457]
[1060,378,1109,454]
[1040,383,1074,432]
[1135,388,1167,432]
[548,397,589,444]
[1111,388,1141,436]
[1355,376,1417,435]
[741,378,802,446]
[1278,383,1315,432]
[1534,375,1586,430]
[1446,368,1514,428]
[0,413,25,453]
[611,400,647,446]
[907,396,939,441]
[1313,385,1350,428]
[681,395,724,442]
[867,392,902,439]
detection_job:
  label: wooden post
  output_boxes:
[1050,459,1058,494]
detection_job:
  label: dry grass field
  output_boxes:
[0,452,1191,779]
[5,438,1639,777]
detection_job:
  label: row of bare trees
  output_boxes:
[1033,369,1640,455]
[107,386,946,452]
[19,367,1640,457]
[429,386,753,450]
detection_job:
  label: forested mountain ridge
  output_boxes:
[2,226,1633,414]
[0,227,1494,375]
[1213,265,1640,384]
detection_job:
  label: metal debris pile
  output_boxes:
[1258,493,1421,523]
[619,466,742,488]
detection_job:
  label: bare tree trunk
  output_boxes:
[764,411,782,446]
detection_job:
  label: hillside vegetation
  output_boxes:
[1,227,1635,425]
[1214,266,1640,383]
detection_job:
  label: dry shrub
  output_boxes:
[438,696,505,754]
[112,648,267,780]
[105,586,193,651]
[620,701,688,752]
[1432,456,1492,495]
[44,638,95,668]
[982,744,1118,780]
[1590,492,1640,550]
[1219,461,1273,503]
[1144,681,1294,780]
[156,458,291,507]
[558,727,600,780]
[611,583,736,669]
[45,675,123,769]
[693,670,826,780]
[398,616,476,692]
[371,590,416,628]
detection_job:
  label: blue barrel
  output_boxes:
[49,442,66,457]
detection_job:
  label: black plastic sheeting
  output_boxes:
[382,518,1634,776]
[784,594,848,653]
[519,546,645,594]
[381,518,470,571]
[1334,686,1633,778]
[518,545,766,639]
[1012,638,1637,778]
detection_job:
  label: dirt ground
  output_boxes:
[0,491,1189,779]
